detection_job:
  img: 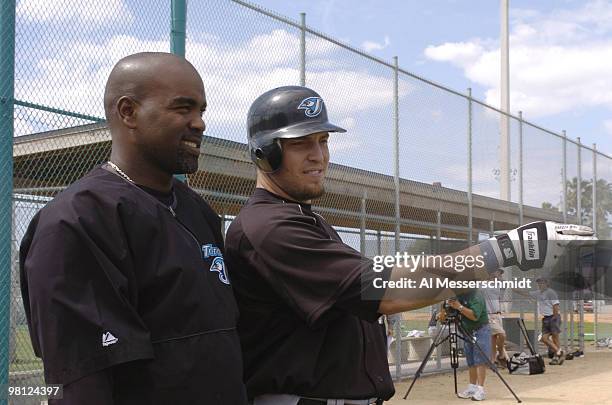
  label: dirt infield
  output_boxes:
[388,348,612,405]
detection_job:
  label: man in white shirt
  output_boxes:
[483,270,509,366]
[529,278,564,365]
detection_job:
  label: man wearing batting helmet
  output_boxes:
[224,85,596,404]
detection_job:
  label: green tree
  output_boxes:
[543,177,612,238]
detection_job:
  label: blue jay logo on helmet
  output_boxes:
[297,97,323,117]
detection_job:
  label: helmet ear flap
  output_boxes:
[250,138,282,173]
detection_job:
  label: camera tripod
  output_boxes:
[403,314,521,403]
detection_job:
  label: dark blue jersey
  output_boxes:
[225,188,394,401]
[20,165,247,404]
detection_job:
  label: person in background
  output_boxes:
[438,292,490,401]
[531,278,564,365]
[483,269,510,367]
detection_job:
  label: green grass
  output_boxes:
[10,325,42,373]
[519,320,612,341]
[397,319,612,342]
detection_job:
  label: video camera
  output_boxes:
[442,299,461,320]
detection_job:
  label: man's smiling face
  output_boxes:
[269,131,330,202]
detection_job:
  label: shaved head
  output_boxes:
[103,52,201,126]
[103,52,207,191]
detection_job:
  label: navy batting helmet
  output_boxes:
[247,86,346,172]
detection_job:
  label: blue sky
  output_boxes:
[12,0,612,210]
[253,0,612,153]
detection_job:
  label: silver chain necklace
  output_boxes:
[107,161,134,183]
[106,161,178,210]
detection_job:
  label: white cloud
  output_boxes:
[183,29,412,143]
[424,41,484,67]
[16,29,412,146]
[424,0,612,118]
[16,0,133,25]
[16,36,169,121]
[362,36,390,52]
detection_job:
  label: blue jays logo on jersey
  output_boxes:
[209,256,229,285]
[201,244,229,285]
[297,97,323,118]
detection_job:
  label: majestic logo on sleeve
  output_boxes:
[297,97,323,117]
[102,331,118,347]
[523,229,539,260]
[202,244,230,285]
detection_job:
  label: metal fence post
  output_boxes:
[561,131,568,352]
[519,298,525,353]
[394,319,402,379]
[220,212,226,238]
[561,257,571,353]
[170,0,186,56]
[393,55,400,254]
[594,249,599,346]
[570,300,575,349]
[171,0,187,182]
[518,111,524,225]
[393,55,400,255]
[429,235,434,255]
[592,143,598,345]
[437,212,442,254]
[562,130,567,223]
[9,203,18,366]
[392,56,401,380]
[571,136,579,347]
[534,300,540,354]
[562,291,568,352]
[577,137,582,225]
[579,292,585,352]
[299,12,306,86]
[467,88,473,245]
[360,190,367,256]
[0,0,16,394]
[435,211,442,371]
[593,144,597,236]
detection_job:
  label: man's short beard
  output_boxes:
[139,145,199,175]
[176,149,199,174]
[285,182,325,202]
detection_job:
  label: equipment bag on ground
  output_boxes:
[508,352,545,375]
[508,318,545,375]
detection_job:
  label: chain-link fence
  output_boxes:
[3,0,612,400]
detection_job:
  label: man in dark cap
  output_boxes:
[20,52,247,404]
